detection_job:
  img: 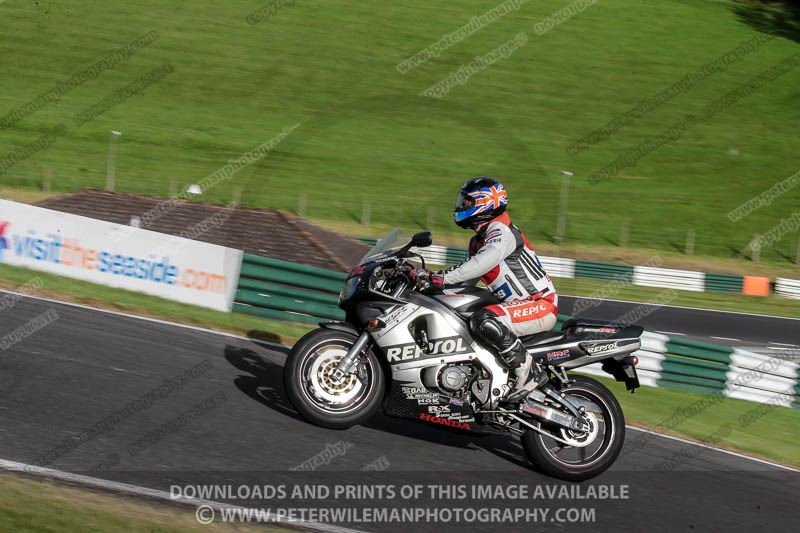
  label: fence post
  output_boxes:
[752,234,760,263]
[298,193,308,218]
[796,236,800,265]
[361,199,371,226]
[619,223,629,248]
[426,205,435,231]
[555,171,572,243]
[42,168,52,193]
[105,130,121,191]
[685,228,695,255]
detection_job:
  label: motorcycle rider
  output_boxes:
[410,177,558,401]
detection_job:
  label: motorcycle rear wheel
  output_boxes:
[284,328,385,430]
[521,375,625,481]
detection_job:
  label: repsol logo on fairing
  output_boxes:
[585,342,619,354]
[385,336,473,363]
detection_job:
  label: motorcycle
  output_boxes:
[284,230,642,480]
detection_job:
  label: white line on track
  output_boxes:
[0,458,363,533]
[711,336,741,342]
[655,331,685,336]
[768,342,798,347]
[2,289,795,474]
[765,346,800,352]
[627,426,800,473]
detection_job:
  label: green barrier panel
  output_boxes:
[667,337,733,365]
[668,336,736,352]
[243,253,348,282]
[664,353,728,371]
[239,262,345,294]
[574,260,634,283]
[233,303,322,324]
[704,273,744,293]
[658,372,727,391]
[236,288,345,320]
[238,279,339,306]
[665,339,733,365]
[235,253,349,324]
[661,357,729,383]
[665,344,733,365]
[445,247,468,264]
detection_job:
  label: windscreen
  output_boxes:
[359,229,409,264]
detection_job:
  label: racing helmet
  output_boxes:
[453,177,508,229]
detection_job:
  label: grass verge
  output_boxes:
[0,473,286,532]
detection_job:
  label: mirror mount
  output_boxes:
[397,231,433,258]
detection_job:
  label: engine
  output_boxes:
[422,364,474,394]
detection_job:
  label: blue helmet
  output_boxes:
[453,177,508,229]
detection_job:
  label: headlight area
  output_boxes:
[340,276,361,303]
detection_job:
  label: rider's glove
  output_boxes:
[409,268,444,293]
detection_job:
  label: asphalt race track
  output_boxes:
[558,295,799,349]
[0,294,797,532]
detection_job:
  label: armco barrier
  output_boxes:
[233,253,346,323]
[574,260,634,284]
[704,273,744,294]
[776,278,800,300]
[231,255,799,409]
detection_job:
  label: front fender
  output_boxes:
[319,321,361,337]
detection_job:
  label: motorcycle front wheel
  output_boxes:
[521,375,625,481]
[284,328,385,430]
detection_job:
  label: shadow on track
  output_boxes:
[223,344,534,471]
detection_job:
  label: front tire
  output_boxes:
[521,375,625,481]
[284,328,385,430]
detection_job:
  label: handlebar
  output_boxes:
[367,254,434,298]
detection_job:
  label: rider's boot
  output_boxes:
[501,340,547,402]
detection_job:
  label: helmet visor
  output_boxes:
[454,191,479,223]
[454,191,475,212]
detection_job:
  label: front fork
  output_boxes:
[331,331,370,381]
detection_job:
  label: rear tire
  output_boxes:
[284,328,385,430]
[521,375,625,481]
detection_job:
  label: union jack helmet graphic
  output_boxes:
[453,177,508,229]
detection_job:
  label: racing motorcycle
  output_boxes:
[284,230,642,480]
